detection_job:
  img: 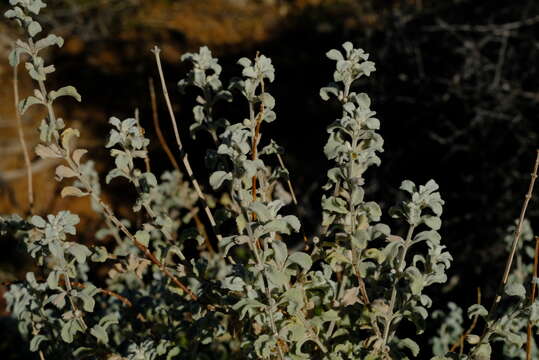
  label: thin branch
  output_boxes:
[251,71,265,210]
[425,16,539,34]
[3,279,133,308]
[449,287,482,353]
[149,77,180,172]
[491,30,509,89]
[13,64,34,214]
[526,236,539,360]
[151,46,223,244]
[71,281,133,307]
[485,150,539,327]
[0,158,57,181]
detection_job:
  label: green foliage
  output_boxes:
[2,1,539,359]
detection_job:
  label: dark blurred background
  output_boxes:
[1,0,538,358]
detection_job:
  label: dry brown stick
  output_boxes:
[149,77,215,254]
[251,75,265,209]
[487,151,539,322]
[449,287,482,353]
[13,64,34,214]
[151,46,223,244]
[526,236,539,360]
[89,191,198,301]
[71,281,133,307]
[3,279,133,307]
[149,77,180,172]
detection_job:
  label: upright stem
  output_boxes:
[63,270,87,330]
[487,151,539,323]
[152,47,223,244]
[251,78,265,207]
[13,64,34,214]
[149,77,180,172]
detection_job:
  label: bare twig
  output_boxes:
[149,77,180,172]
[486,150,539,327]
[71,281,133,307]
[151,46,223,244]
[450,287,482,353]
[251,69,265,210]
[0,159,57,181]
[425,16,539,34]
[3,279,133,308]
[526,236,539,360]
[149,77,214,253]
[13,64,34,214]
[491,30,509,89]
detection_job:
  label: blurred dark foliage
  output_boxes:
[1,0,539,358]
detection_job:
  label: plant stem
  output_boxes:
[149,77,180,172]
[152,47,223,245]
[449,287,481,353]
[486,151,539,323]
[251,77,264,209]
[13,64,34,214]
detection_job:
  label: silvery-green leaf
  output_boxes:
[209,170,232,190]
[61,186,87,198]
[135,230,150,247]
[266,268,288,288]
[35,34,64,51]
[18,95,43,114]
[30,215,46,228]
[29,334,47,352]
[68,243,91,263]
[282,286,304,315]
[78,283,98,312]
[413,230,441,245]
[423,215,442,230]
[320,85,339,101]
[287,252,312,272]
[90,325,109,344]
[61,319,79,343]
[326,49,343,61]
[505,282,526,298]
[26,0,47,14]
[259,92,275,110]
[55,165,77,180]
[237,57,251,68]
[250,201,272,223]
[72,149,87,165]
[473,343,491,360]
[27,21,42,37]
[9,47,21,66]
[399,338,420,357]
[91,246,108,262]
[49,85,81,102]
[467,304,488,319]
[400,180,416,194]
[271,240,288,267]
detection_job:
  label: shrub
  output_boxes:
[2,1,539,359]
